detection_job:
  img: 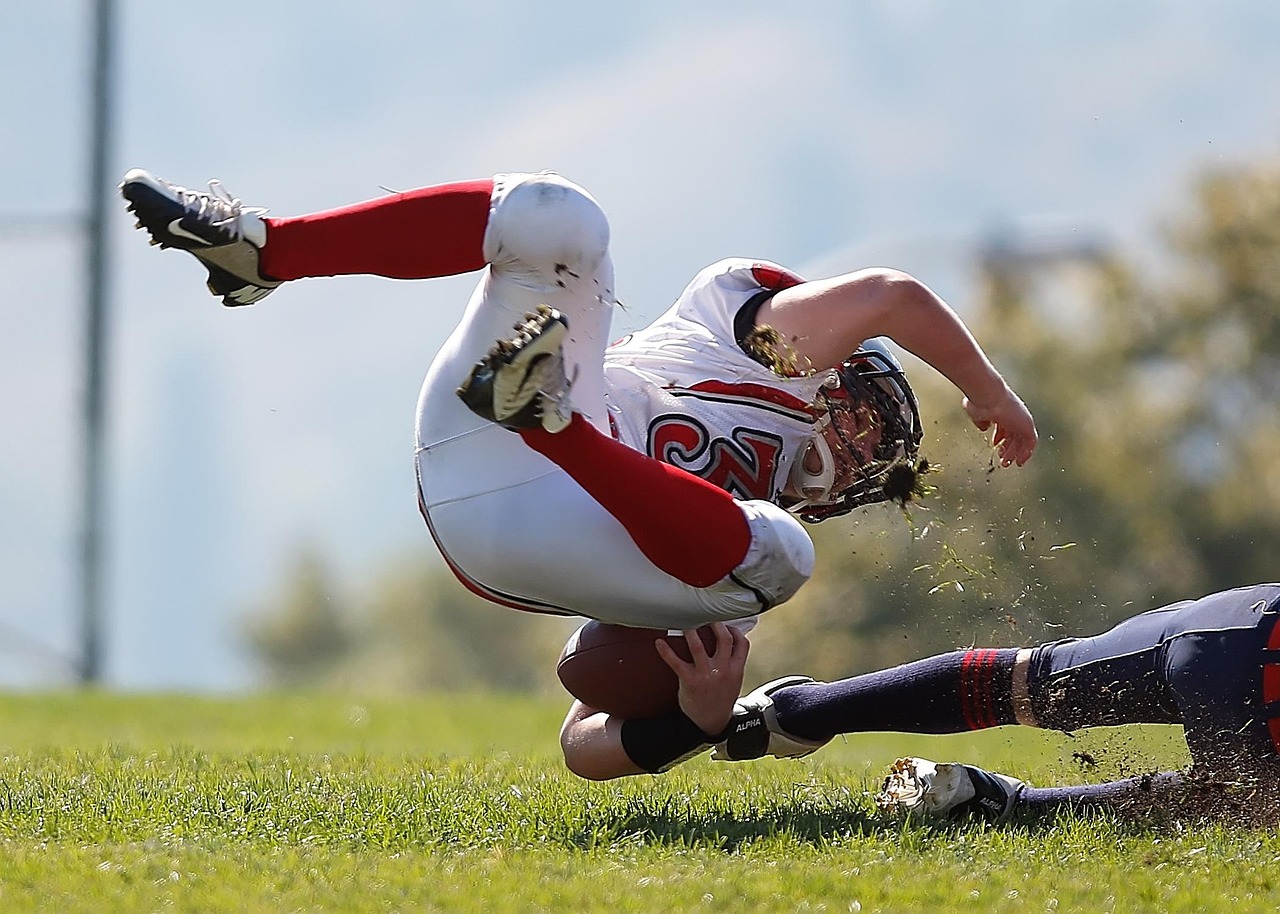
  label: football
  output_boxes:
[556,621,718,718]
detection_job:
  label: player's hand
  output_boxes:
[962,387,1037,467]
[654,622,750,738]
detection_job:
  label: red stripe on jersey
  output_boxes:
[685,380,816,415]
[751,263,805,291]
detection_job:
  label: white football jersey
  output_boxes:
[603,258,831,504]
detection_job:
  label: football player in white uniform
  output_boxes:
[121,167,1035,650]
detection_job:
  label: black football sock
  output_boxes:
[770,649,1020,740]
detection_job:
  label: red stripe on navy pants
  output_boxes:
[1265,616,1280,752]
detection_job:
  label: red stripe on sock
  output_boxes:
[979,649,994,728]
[260,178,494,281]
[519,415,751,588]
[960,650,982,730]
[1264,664,1280,706]
[980,649,999,728]
[961,649,1000,730]
[983,647,1003,727]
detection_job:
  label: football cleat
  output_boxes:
[711,675,829,761]
[456,305,572,433]
[876,756,1024,823]
[120,168,281,307]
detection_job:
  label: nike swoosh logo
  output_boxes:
[167,218,214,246]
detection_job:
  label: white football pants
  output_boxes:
[414,172,812,629]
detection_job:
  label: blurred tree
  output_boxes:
[339,555,571,694]
[243,547,572,695]
[244,547,353,687]
[1150,163,1280,588]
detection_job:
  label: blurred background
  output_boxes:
[3,1,1279,693]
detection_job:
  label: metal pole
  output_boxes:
[80,0,114,685]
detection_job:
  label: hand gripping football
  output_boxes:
[556,621,717,718]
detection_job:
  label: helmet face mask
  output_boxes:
[786,340,925,523]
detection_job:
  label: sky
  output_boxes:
[2,1,1279,689]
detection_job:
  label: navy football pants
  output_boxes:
[1027,583,1280,772]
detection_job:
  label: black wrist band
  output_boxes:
[620,710,717,773]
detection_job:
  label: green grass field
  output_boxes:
[0,691,1276,913]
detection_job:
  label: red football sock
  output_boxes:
[519,416,752,588]
[259,178,494,281]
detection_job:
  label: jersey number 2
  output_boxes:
[649,416,784,501]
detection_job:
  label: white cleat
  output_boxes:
[876,756,1024,823]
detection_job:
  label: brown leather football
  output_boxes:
[556,621,718,718]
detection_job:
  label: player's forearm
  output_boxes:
[872,279,1011,407]
[760,269,1010,403]
[559,701,725,781]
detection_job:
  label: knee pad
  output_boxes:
[731,499,816,608]
[485,172,610,283]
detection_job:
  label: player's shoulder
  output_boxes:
[671,258,807,332]
[688,257,807,294]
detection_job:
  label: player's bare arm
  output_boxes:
[559,623,748,781]
[757,268,1037,467]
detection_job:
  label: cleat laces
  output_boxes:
[179,180,268,243]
